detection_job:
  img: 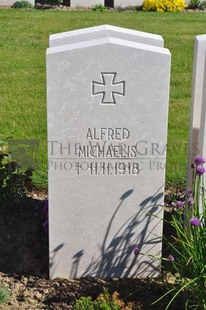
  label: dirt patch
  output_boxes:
[0,191,186,309]
[0,274,185,309]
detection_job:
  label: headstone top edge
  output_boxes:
[196,34,206,40]
[47,36,170,56]
[49,24,163,42]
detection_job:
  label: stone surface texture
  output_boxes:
[114,0,140,7]
[187,35,206,188]
[49,25,164,48]
[47,32,171,279]
[70,0,104,7]
[198,51,206,186]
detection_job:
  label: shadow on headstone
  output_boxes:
[69,188,163,278]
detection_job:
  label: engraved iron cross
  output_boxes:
[92,72,125,104]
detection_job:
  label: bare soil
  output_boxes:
[0,191,186,309]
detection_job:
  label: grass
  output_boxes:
[0,8,206,187]
[0,286,10,304]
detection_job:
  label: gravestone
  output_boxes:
[187,35,206,188]
[47,31,171,279]
[70,0,104,7]
[0,0,34,5]
[198,52,206,185]
[114,0,139,7]
[49,25,164,48]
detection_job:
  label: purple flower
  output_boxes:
[168,255,174,261]
[190,217,201,227]
[185,190,193,196]
[176,201,183,208]
[197,166,205,175]
[133,247,140,255]
[194,156,205,165]
[188,197,194,206]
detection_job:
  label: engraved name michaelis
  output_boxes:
[49,127,166,159]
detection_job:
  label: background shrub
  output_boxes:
[0,141,33,207]
[12,1,33,8]
[143,0,187,12]
[189,0,206,9]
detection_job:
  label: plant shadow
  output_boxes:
[68,187,164,278]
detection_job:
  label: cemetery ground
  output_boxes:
[0,189,184,309]
[0,8,206,309]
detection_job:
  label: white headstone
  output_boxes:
[47,35,171,279]
[198,53,206,177]
[70,0,104,7]
[0,0,34,5]
[187,35,206,188]
[114,0,140,7]
[49,25,164,48]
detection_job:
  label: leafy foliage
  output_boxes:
[0,141,33,207]
[156,156,206,309]
[0,287,10,304]
[92,4,106,11]
[12,1,33,8]
[143,0,187,12]
[189,0,206,9]
[189,0,201,8]
[74,290,133,310]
